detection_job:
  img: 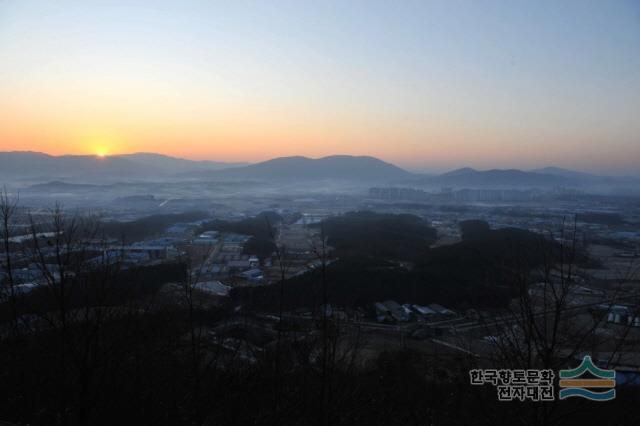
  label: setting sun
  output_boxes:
[77,130,125,159]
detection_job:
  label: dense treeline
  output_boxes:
[233,221,600,312]
[0,263,187,326]
[6,325,639,426]
[313,211,437,261]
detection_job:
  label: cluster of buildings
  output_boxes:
[369,187,537,202]
[1,209,338,297]
[374,300,456,323]
[185,230,265,284]
[369,187,428,201]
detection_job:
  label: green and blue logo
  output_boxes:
[558,356,616,401]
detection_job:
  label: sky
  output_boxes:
[0,0,639,174]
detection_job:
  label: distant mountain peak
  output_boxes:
[441,167,478,176]
[183,154,413,181]
[531,166,598,180]
[423,167,569,187]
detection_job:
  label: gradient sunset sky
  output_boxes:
[1,0,639,173]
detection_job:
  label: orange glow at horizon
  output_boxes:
[1,109,638,174]
[0,52,638,174]
[0,1,639,175]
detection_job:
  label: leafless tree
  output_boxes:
[0,187,19,337]
[264,214,292,422]
[305,223,367,426]
[473,217,640,425]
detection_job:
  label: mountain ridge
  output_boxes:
[182,155,414,181]
[420,167,569,187]
[1,151,637,187]
[0,151,245,181]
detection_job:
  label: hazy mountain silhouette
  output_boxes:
[184,155,414,181]
[531,167,640,187]
[115,153,247,172]
[530,166,602,182]
[2,151,635,188]
[423,168,569,187]
[25,181,106,192]
[0,152,412,182]
[0,151,244,181]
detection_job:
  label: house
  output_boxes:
[428,303,456,316]
[237,268,264,282]
[193,231,220,246]
[411,304,437,320]
[193,280,230,296]
[374,300,410,323]
[604,305,638,326]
